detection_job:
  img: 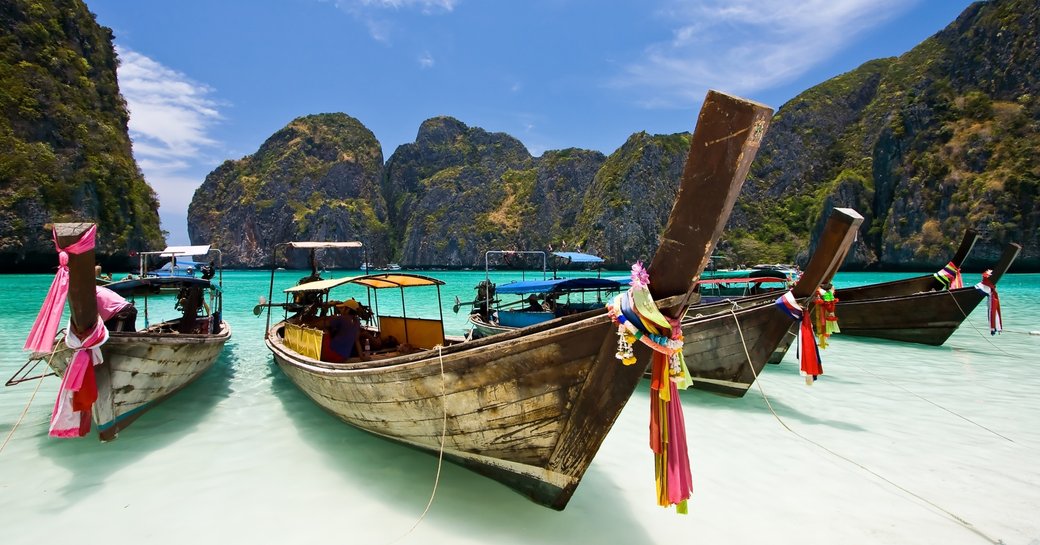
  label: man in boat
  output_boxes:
[323,299,366,362]
[96,285,136,332]
[94,265,112,281]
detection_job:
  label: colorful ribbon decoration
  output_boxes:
[933,261,963,290]
[774,291,823,385]
[49,319,108,437]
[607,262,692,513]
[974,270,1002,335]
[812,286,840,348]
[24,225,98,353]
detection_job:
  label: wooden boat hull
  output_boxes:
[680,299,794,397]
[267,310,645,510]
[835,287,985,345]
[50,321,231,440]
[678,207,864,397]
[467,315,512,339]
[832,241,1020,345]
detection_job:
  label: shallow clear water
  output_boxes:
[1,270,1038,544]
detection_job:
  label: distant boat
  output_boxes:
[104,245,220,296]
[260,90,772,509]
[461,250,629,339]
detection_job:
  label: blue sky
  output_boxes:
[84,0,977,245]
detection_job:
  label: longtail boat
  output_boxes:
[23,223,231,441]
[679,208,864,397]
[833,237,1021,345]
[262,90,773,510]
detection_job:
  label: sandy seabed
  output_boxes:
[1,271,1038,545]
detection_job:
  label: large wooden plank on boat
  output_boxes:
[649,90,773,315]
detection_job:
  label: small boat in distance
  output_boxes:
[260,90,775,509]
[461,250,628,339]
[104,245,221,296]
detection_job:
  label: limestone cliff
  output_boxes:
[728,0,1039,270]
[187,113,387,269]
[0,0,164,271]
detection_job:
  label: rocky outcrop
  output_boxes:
[0,0,164,271]
[729,0,1040,270]
[187,113,387,268]
[186,0,1038,271]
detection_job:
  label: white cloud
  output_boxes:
[357,0,457,12]
[616,0,913,108]
[419,51,435,68]
[116,47,223,240]
[328,0,457,42]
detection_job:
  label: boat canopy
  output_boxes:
[496,276,630,295]
[161,245,211,256]
[105,275,217,295]
[154,259,205,271]
[284,273,444,293]
[552,252,604,264]
[696,277,788,286]
[285,241,363,250]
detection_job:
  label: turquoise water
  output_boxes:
[1,269,1039,544]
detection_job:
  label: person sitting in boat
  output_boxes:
[200,261,216,280]
[323,299,366,362]
[96,285,136,332]
[526,294,542,311]
[94,265,112,281]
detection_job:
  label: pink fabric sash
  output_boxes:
[24,225,98,353]
[49,319,108,438]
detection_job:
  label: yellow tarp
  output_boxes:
[285,323,323,360]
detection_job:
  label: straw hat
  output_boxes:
[336,299,360,311]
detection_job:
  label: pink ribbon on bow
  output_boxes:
[24,225,97,354]
[49,319,109,437]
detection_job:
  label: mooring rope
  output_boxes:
[944,290,1020,359]
[726,304,1004,545]
[843,359,1015,444]
[0,340,67,455]
[390,344,449,544]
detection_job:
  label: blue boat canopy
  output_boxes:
[552,252,604,264]
[154,258,206,272]
[496,276,630,295]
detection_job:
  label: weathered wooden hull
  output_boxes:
[50,321,231,440]
[835,287,985,345]
[833,241,1021,345]
[267,310,646,510]
[467,315,512,339]
[680,298,796,397]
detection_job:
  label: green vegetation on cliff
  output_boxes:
[728,0,1039,269]
[0,0,164,269]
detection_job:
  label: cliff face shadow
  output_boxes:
[33,343,237,510]
[264,359,658,545]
